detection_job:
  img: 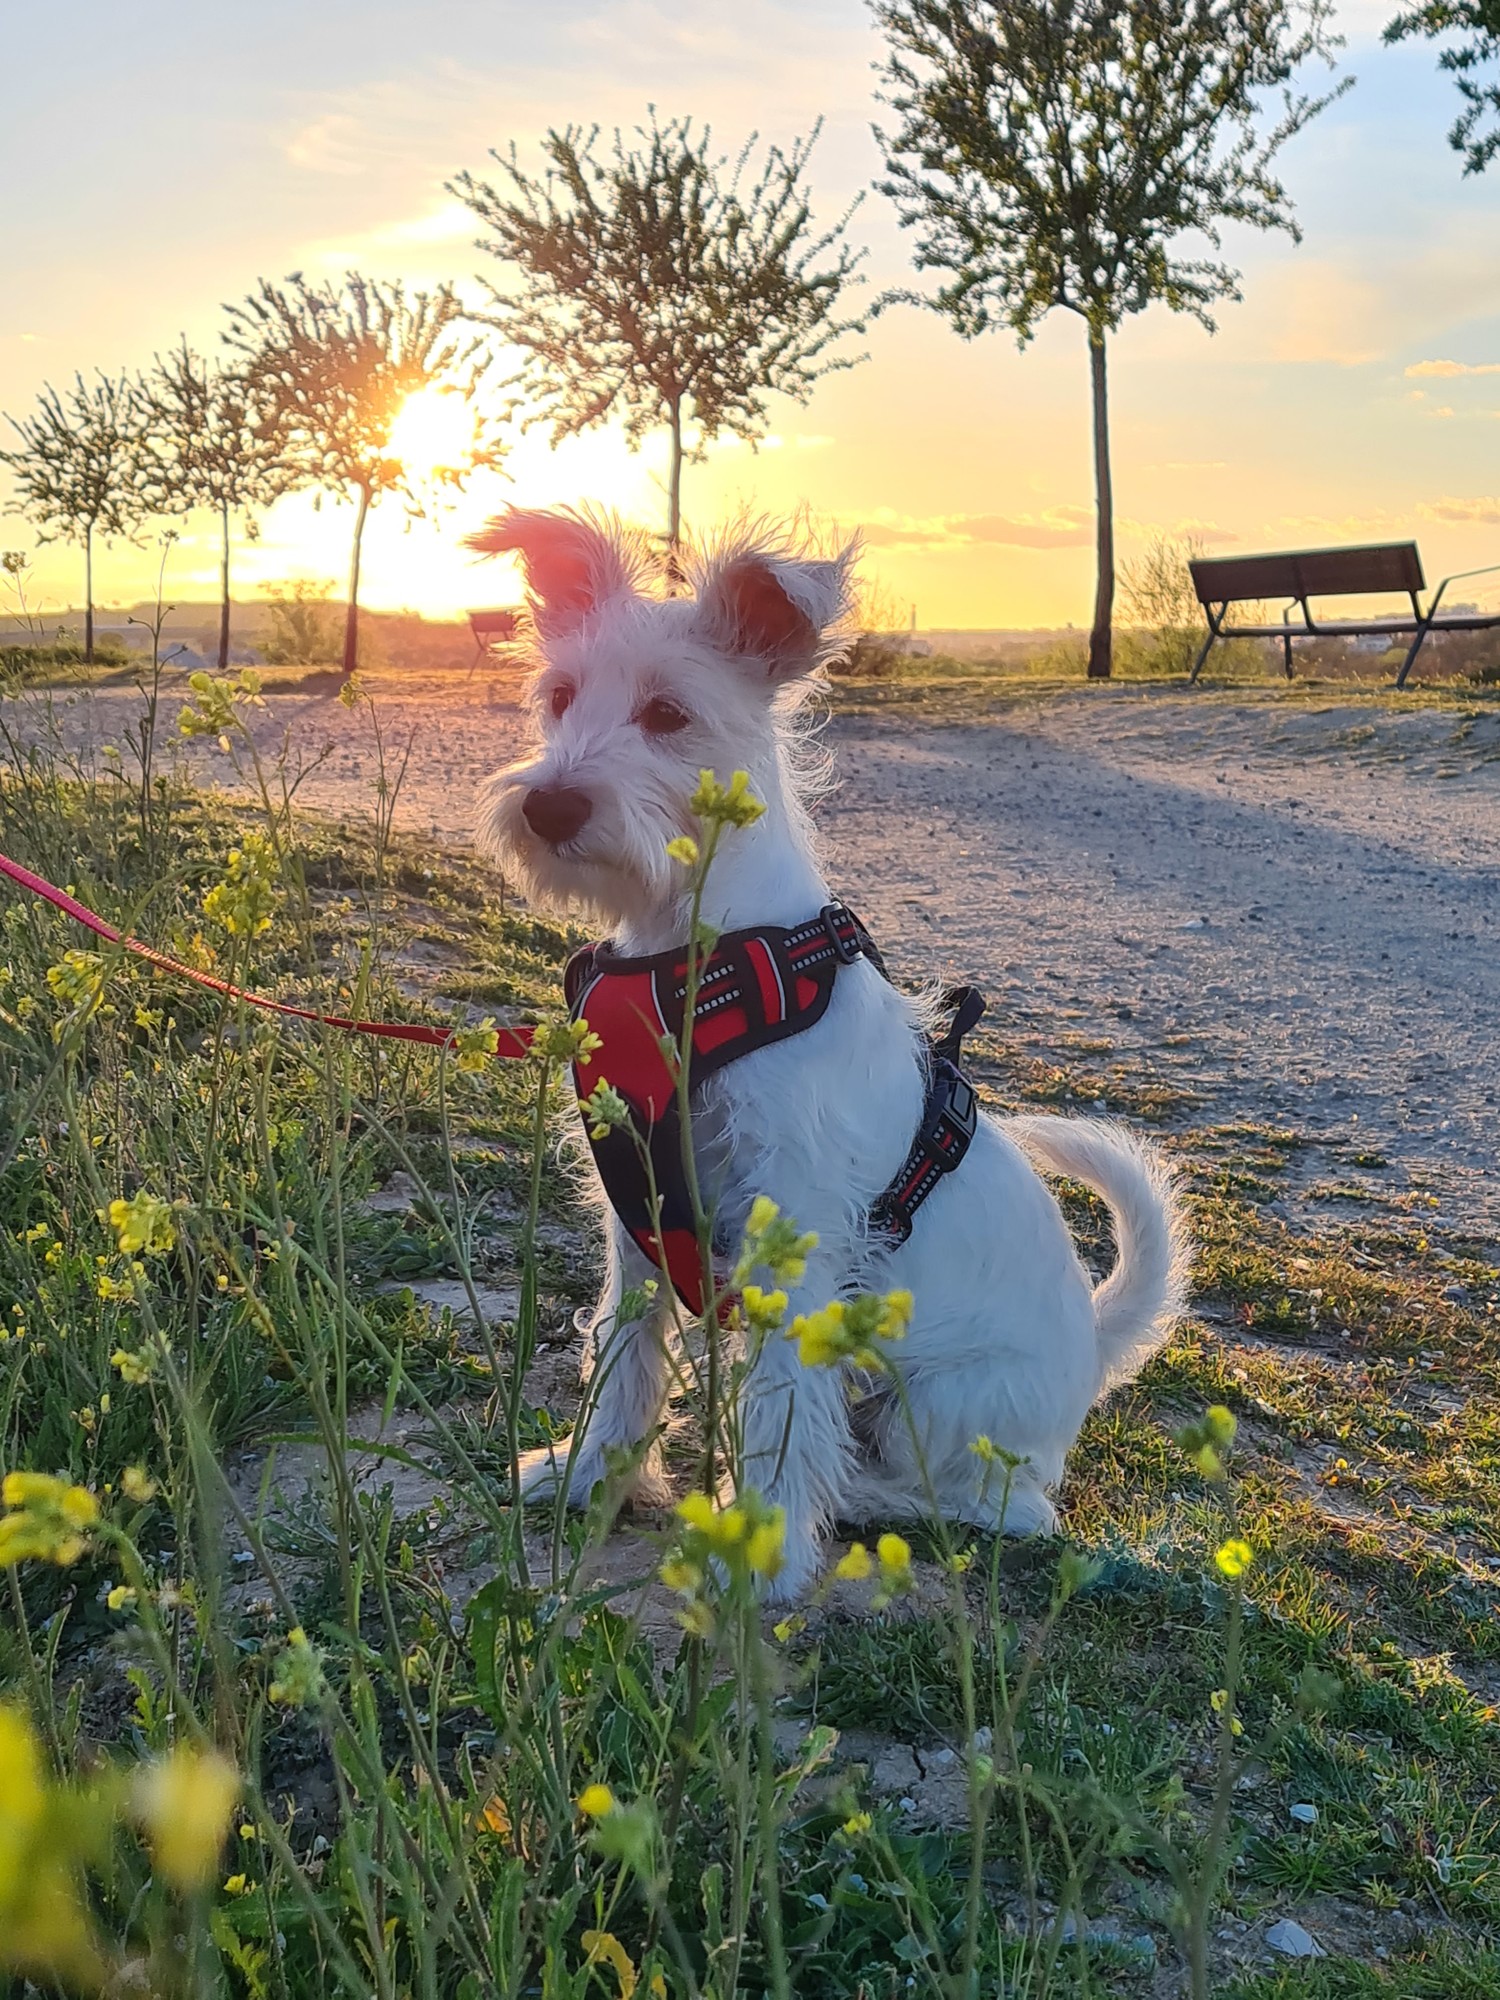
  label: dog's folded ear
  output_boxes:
[698,546,855,678]
[465,509,638,637]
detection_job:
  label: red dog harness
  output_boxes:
[565,904,983,1314]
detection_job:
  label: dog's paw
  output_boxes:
[515,1440,604,1507]
[761,1532,822,1609]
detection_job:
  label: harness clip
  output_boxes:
[820,903,862,964]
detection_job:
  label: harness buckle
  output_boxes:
[820,903,862,964]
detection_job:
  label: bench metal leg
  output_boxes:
[1282,631,1294,681]
[1189,612,1224,685]
[1395,621,1432,691]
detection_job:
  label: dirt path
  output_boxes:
[12,674,1498,1239]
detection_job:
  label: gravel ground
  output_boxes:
[11,672,1498,1239]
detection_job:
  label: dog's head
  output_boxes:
[469,508,855,929]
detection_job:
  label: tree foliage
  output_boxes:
[1386,2,1500,172]
[875,1,1346,343]
[223,272,502,674]
[450,115,867,546]
[873,1,1346,677]
[0,373,144,661]
[136,342,288,668]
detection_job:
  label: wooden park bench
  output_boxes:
[466,607,521,682]
[1188,541,1500,688]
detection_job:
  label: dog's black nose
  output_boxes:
[522,784,593,847]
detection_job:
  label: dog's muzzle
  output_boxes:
[522,784,593,847]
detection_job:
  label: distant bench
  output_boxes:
[1188,541,1500,688]
[466,607,521,681]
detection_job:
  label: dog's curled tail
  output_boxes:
[1008,1115,1190,1391]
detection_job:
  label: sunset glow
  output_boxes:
[5,2,1500,631]
[385,385,480,482]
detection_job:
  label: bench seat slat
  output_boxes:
[1209,613,1500,639]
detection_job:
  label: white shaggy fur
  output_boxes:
[471,508,1189,1603]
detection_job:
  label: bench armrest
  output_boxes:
[1429,560,1500,619]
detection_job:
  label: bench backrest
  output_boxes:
[1190,542,1425,607]
[468,608,520,640]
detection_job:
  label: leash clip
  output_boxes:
[820,903,862,964]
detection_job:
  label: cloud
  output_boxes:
[305,201,477,268]
[1404,359,1500,378]
[861,506,1095,552]
[1126,516,1237,548]
[1420,496,1500,526]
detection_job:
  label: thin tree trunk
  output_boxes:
[665,400,684,590]
[84,524,94,666]
[218,499,232,671]
[1087,328,1114,682]
[343,485,371,679]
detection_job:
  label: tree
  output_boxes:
[450,115,867,553]
[1385,4,1500,172]
[874,2,1346,678]
[223,273,503,676]
[0,372,144,663]
[136,342,287,670]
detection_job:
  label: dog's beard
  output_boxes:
[476,766,681,929]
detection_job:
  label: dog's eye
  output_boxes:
[637,697,691,737]
[548,683,574,720]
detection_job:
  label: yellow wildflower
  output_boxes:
[577,1783,616,1819]
[675,1491,716,1535]
[45,949,105,1011]
[111,1346,158,1386]
[120,1465,157,1504]
[132,1745,239,1891]
[1214,1537,1254,1580]
[734,1195,819,1287]
[104,1191,176,1257]
[0,1473,98,1567]
[877,1533,911,1576]
[664,834,700,866]
[202,833,279,938]
[268,1627,325,1708]
[670,1489,785,1581]
[842,1811,872,1836]
[453,1018,500,1072]
[690,768,766,829]
[788,1289,912,1371]
[582,1079,630,1140]
[834,1542,873,1582]
[106,1585,137,1613]
[659,1557,702,1595]
[0,1704,107,1987]
[1210,1688,1244,1737]
[536,1016,604,1064]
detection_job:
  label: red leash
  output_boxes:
[0,850,535,1060]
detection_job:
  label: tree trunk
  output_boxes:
[343,484,371,679]
[218,499,232,671]
[84,523,94,666]
[1086,328,1114,682]
[665,400,684,590]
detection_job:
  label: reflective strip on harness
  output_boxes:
[868,1057,978,1246]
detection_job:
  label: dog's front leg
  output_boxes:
[516,1221,674,1509]
[736,1272,855,1603]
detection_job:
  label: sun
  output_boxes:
[386,386,479,479]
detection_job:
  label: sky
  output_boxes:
[5,0,1500,630]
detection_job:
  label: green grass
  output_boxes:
[0,683,1496,1998]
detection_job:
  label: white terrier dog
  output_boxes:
[473,508,1187,1603]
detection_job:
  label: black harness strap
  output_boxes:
[869,986,985,1246]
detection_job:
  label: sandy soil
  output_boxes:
[11,672,1498,1239]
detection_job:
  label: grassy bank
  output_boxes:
[0,680,1495,1998]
